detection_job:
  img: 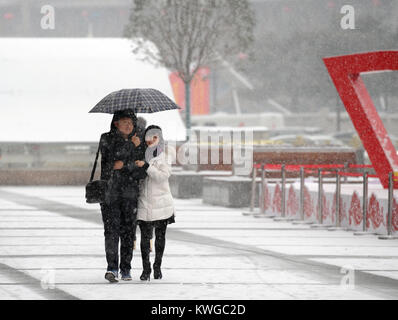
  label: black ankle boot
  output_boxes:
[140,269,151,281]
[140,246,151,281]
[153,264,162,279]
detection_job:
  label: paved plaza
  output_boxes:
[0,186,397,300]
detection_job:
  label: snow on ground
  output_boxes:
[292,177,389,199]
[0,186,397,300]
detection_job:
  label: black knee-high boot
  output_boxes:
[139,223,152,280]
[154,224,167,279]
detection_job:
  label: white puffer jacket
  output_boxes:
[137,152,175,222]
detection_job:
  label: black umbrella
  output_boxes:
[89,88,180,114]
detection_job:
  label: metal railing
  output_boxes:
[243,162,398,239]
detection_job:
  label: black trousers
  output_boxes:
[139,221,167,271]
[100,198,137,273]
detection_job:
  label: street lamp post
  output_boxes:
[185,81,191,141]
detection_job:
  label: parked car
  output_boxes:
[269,134,346,147]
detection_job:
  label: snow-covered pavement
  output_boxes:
[0,186,397,300]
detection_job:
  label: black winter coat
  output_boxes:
[99,129,147,201]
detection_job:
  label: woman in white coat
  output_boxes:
[135,125,175,281]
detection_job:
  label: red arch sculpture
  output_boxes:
[323,51,398,189]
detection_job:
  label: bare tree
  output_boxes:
[124,0,255,140]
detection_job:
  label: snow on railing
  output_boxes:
[243,162,398,239]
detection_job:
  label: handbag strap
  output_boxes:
[89,143,101,182]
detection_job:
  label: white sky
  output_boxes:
[0,37,186,142]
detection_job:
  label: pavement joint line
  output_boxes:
[1,244,398,249]
[1,220,97,222]
[0,236,105,238]
[304,255,398,259]
[0,282,332,286]
[0,234,104,239]
[0,243,103,247]
[174,227,314,230]
[0,227,318,231]
[0,216,71,218]
[360,270,398,272]
[0,262,79,300]
[0,209,40,211]
[3,267,398,272]
[0,253,253,258]
[2,253,398,259]
[0,235,365,239]
[251,245,398,247]
[0,188,398,299]
[187,234,390,239]
[0,227,103,230]
[0,267,304,271]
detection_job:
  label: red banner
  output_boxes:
[169,67,210,115]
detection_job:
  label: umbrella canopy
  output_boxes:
[89,88,180,114]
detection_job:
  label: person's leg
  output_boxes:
[100,201,121,273]
[154,223,167,278]
[139,222,152,278]
[119,199,137,274]
[149,225,154,252]
[132,216,138,250]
